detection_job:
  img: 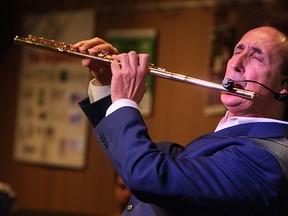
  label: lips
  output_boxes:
[233,82,245,89]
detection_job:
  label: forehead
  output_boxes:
[237,27,287,52]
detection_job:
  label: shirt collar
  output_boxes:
[215,111,288,132]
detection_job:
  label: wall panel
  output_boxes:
[0,1,284,215]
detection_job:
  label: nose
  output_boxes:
[229,54,245,73]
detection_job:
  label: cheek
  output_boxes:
[246,58,277,77]
[123,190,131,198]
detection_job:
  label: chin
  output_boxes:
[221,93,246,107]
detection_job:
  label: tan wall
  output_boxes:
[0,1,283,215]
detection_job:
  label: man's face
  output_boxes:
[114,175,131,210]
[221,26,288,118]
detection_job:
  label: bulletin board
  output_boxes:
[13,9,95,169]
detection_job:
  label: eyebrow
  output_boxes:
[235,44,264,55]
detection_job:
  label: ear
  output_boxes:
[276,79,288,102]
[281,78,288,90]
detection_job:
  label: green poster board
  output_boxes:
[106,28,157,117]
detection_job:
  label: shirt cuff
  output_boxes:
[106,99,138,116]
[88,79,111,103]
[88,79,139,116]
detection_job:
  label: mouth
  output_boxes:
[233,83,245,89]
[221,78,256,99]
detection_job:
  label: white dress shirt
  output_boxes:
[88,79,138,116]
[88,79,288,130]
[214,112,288,132]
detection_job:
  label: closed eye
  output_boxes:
[252,53,264,62]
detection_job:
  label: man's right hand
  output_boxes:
[72,37,118,86]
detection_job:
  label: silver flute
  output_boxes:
[14,35,256,99]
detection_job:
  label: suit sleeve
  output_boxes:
[93,106,283,211]
[78,96,112,127]
[156,142,185,157]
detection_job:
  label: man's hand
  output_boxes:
[72,37,118,86]
[111,51,150,104]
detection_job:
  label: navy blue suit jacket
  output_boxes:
[79,96,288,216]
